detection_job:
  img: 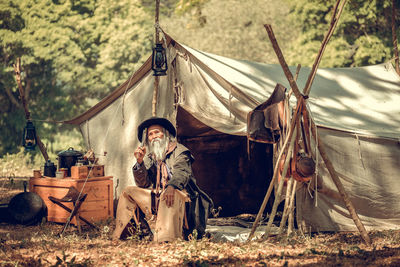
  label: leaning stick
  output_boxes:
[287,180,298,236]
[263,127,297,239]
[309,119,371,245]
[299,0,371,245]
[287,64,302,99]
[264,25,303,100]
[278,176,293,234]
[303,0,347,96]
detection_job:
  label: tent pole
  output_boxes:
[264,24,302,100]
[300,0,371,245]
[14,58,49,161]
[303,0,346,96]
[309,121,371,245]
[392,0,400,75]
[152,0,160,116]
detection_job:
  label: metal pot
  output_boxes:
[57,147,83,176]
[7,181,47,225]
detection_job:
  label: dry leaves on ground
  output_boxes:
[1,221,400,266]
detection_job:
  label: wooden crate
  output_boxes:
[71,166,89,179]
[70,165,104,179]
[89,165,104,177]
[29,176,113,225]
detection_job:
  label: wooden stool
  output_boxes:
[48,186,98,235]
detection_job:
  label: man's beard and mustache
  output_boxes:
[148,136,168,161]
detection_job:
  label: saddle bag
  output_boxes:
[247,83,287,144]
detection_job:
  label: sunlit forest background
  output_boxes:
[1,0,398,174]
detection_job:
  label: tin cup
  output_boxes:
[59,168,68,178]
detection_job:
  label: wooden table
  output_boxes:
[29,176,113,225]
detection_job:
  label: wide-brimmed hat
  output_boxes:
[137,117,176,142]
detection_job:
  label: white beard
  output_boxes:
[148,137,168,161]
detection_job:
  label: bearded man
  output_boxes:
[113,117,213,242]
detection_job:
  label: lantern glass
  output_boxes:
[151,43,168,76]
[23,120,37,151]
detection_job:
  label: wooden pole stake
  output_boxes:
[264,24,303,100]
[14,58,49,161]
[287,180,297,236]
[278,176,293,234]
[303,0,346,96]
[309,121,371,245]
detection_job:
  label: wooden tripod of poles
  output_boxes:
[248,0,371,245]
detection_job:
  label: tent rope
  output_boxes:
[62,90,127,234]
[29,118,66,124]
[229,89,233,118]
[306,102,319,207]
[121,71,136,125]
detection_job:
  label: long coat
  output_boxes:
[132,142,213,239]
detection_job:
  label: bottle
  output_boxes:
[44,160,56,177]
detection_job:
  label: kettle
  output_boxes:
[43,160,56,177]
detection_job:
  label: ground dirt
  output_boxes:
[1,178,400,266]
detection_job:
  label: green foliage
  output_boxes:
[0,147,41,178]
[0,0,153,157]
[174,0,209,27]
[286,0,400,67]
[175,0,209,14]
[162,0,295,63]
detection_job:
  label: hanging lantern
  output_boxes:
[151,43,168,76]
[22,120,37,151]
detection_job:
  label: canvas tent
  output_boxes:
[65,34,400,232]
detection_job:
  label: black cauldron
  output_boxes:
[57,147,83,176]
[7,181,47,225]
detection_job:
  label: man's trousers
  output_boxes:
[112,186,189,242]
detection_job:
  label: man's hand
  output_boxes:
[163,186,175,207]
[134,146,146,164]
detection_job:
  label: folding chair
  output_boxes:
[48,186,98,235]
